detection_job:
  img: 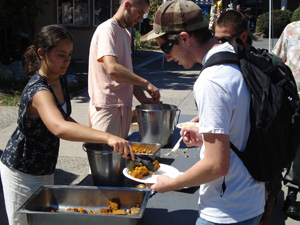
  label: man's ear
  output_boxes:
[124,0,131,9]
[179,32,191,46]
[240,31,248,45]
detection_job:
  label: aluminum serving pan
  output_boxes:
[17,185,151,225]
[131,142,162,159]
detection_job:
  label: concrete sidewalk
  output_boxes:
[1,38,299,224]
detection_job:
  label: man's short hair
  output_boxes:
[124,0,149,6]
[216,10,248,34]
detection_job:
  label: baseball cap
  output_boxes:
[140,0,207,41]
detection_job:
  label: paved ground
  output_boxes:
[0,38,299,224]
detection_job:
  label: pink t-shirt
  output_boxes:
[88,18,133,108]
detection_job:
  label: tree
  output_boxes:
[149,0,163,22]
[0,0,48,64]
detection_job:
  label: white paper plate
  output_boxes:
[176,122,199,129]
[123,164,180,184]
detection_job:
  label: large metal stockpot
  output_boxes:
[82,142,126,186]
[135,104,180,147]
[17,185,151,225]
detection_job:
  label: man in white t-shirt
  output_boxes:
[88,0,160,139]
[141,1,265,224]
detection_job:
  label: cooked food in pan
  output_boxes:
[44,200,140,215]
[133,146,152,154]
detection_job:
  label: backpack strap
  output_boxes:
[230,142,241,157]
[202,51,240,71]
[202,51,243,155]
[202,51,243,156]
[201,51,241,197]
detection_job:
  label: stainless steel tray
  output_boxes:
[131,142,161,159]
[17,185,151,225]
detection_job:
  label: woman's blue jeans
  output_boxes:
[195,214,263,225]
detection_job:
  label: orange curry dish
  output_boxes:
[129,160,160,179]
[130,166,150,179]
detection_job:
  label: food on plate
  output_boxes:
[132,146,152,154]
[153,160,160,171]
[130,165,151,179]
[128,160,160,179]
[176,122,199,129]
[182,123,198,128]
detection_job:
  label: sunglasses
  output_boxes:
[160,40,175,54]
[214,32,242,43]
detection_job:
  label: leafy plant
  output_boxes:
[0,96,21,106]
[0,0,48,65]
[256,9,292,38]
[204,13,211,24]
[134,31,159,50]
[149,0,163,22]
[291,7,300,22]
[0,78,28,106]
[0,0,47,29]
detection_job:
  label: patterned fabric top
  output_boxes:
[272,21,300,89]
[0,72,71,175]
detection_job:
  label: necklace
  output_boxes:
[113,16,125,29]
[41,74,60,82]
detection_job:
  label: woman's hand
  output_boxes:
[107,136,135,160]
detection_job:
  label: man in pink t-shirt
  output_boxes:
[88,0,160,139]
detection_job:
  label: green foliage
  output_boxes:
[0,0,48,30]
[0,75,85,106]
[134,31,158,50]
[0,80,26,106]
[149,0,163,21]
[256,9,292,38]
[204,13,211,24]
[0,0,48,64]
[0,76,29,106]
[134,31,149,50]
[291,7,300,22]
[0,96,20,106]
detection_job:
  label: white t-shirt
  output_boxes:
[88,18,133,108]
[194,42,265,223]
